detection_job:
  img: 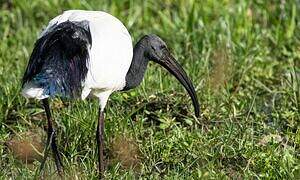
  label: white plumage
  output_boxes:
[23,10,133,110]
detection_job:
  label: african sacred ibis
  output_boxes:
[21,10,200,176]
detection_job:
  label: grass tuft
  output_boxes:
[5,129,45,163]
[109,134,141,171]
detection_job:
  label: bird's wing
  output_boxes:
[22,20,92,98]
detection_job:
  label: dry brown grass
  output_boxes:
[109,134,141,171]
[6,129,45,163]
[209,45,231,92]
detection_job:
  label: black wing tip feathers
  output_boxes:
[22,20,92,98]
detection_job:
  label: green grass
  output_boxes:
[0,0,299,179]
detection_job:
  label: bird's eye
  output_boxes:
[151,46,156,51]
[160,45,166,50]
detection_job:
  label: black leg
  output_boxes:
[96,108,105,177]
[40,98,63,176]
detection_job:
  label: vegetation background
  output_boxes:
[0,0,299,179]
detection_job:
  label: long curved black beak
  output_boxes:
[156,50,200,117]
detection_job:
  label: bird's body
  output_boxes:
[21,10,200,177]
[22,10,133,109]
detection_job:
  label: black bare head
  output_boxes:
[145,34,200,117]
[125,34,200,117]
[142,34,168,61]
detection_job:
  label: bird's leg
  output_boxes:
[40,98,63,176]
[96,108,105,177]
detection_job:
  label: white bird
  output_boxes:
[21,10,200,176]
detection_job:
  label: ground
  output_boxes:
[0,0,299,179]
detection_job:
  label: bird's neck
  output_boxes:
[123,37,149,91]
